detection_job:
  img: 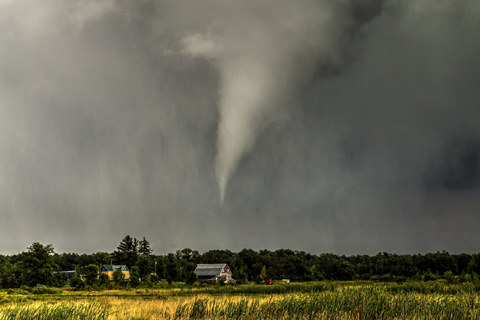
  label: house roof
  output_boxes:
[101,264,129,272]
[194,264,230,276]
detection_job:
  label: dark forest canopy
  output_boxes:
[1,236,480,288]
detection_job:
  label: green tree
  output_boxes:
[259,265,267,283]
[155,256,166,279]
[334,259,355,280]
[135,254,152,280]
[266,267,276,280]
[111,235,138,268]
[310,265,325,280]
[54,252,79,271]
[80,264,99,287]
[185,271,196,285]
[165,254,176,284]
[70,269,84,290]
[20,243,59,286]
[467,254,480,275]
[112,269,125,287]
[129,266,140,287]
[0,262,18,288]
[138,237,152,256]
[92,252,111,265]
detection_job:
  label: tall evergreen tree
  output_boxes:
[111,235,138,268]
[138,237,152,256]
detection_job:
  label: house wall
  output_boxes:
[197,272,232,282]
[100,271,130,280]
[220,271,232,281]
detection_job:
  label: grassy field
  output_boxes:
[1,281,480,319]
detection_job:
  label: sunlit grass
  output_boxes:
[0,300,110,320]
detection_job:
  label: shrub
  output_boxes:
[443,271,455,284]
[31,285,61,294]
[70,275,85,290]
[7,288,30,295]
[98,273,111,289]
[150,274,159,284]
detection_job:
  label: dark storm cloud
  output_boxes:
[0,0,479,255]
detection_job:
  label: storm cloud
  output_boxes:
[0,0,479,255]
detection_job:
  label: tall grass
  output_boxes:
[176,282,335,296]
[385,280,480,295]
[0,302,110,320]
[170,286,480,319]
[182,280,480,297]
[2,282,480,319]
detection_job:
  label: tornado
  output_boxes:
[182,0,385,202]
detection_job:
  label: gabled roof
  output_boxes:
[101,264,129,272]
[194,263,230,276]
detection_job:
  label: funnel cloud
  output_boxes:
[0,0,479,255]
[182,0,386,201]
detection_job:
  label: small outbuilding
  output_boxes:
[100,264,130,280]
[59,270,76,281]
[194,263,233,282]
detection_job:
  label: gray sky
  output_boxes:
[0,0,479,255]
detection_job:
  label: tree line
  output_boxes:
[1,235,480,288]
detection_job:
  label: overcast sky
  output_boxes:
[0,0,479,255]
